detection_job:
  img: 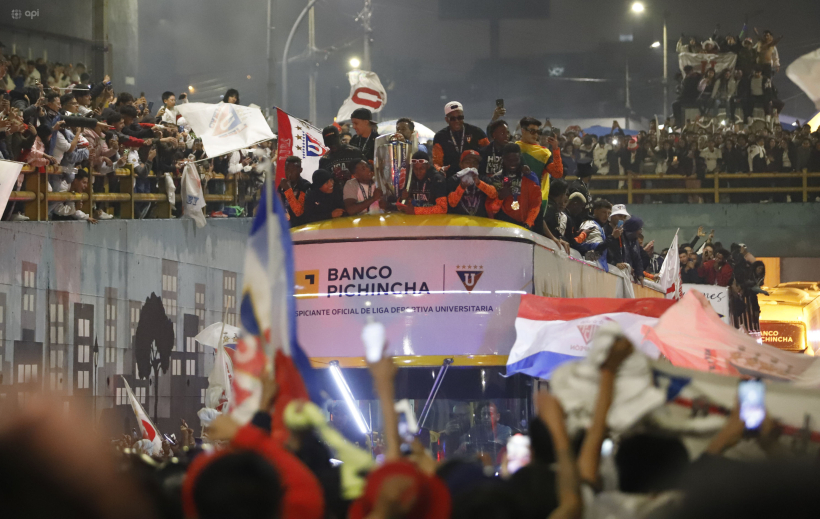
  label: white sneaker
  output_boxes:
[787,195,792,203]
[11,213,29,221]
[95,210,114,220]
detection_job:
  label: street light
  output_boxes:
[630,3,668,121]
[349,57,361,69]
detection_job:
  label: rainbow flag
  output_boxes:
[516,141,552,210]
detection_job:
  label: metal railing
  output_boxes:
[9,165,237,221]
[8,167,820,221]
[574,171,820,204]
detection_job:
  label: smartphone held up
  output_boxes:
[738,379,766,432]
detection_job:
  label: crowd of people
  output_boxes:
[3,27,820,227]
[0,45,272,222]
[3,337,817,519]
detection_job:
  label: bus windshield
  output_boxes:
[322,365,533,463]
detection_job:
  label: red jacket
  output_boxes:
[699,260,733,287]
[182,422,324,519]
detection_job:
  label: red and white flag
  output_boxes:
[335,70,387,122]
[122,377,162,456]
[657,232,682,300]
[275,109,327,187]
[678,52,737,75]
[506,295,675,379]
[644,290,820,385]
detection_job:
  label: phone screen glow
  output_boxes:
[738,380,766,430]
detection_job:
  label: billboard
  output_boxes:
[293,239,534,359]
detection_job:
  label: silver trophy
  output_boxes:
[374,131,418,202]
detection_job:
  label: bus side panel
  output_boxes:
[533,244,620,298]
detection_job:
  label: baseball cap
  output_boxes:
[350,107,373,121]
[568,192,587,204]
[611,204,630,218]
[322,125,339,145]
[444,101,463,116]
[460,149,480,162]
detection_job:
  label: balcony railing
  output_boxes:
[10,164,237,221]
[8,166,820,221]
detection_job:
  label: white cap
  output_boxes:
[444,101,463,116]
[611,204,630,218]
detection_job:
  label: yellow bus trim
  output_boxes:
[309,355,509,368]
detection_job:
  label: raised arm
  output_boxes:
[369,352,401,462]
[538,390,581,519]
[577,337,633,487]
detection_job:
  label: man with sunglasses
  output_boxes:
[516,117,563,212]
[432,101,490,177]
[397,150,448,215]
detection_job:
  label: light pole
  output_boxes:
[92,338,99,425]
[630,2,669,122]
[281,0,319,111]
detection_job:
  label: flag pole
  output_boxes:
[265,135,276,368]
[218,306,228,349]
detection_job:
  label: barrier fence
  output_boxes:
[9,164,237,221]
[7,166,820,221]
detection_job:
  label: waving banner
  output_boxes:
[335,70,387,122]
[787,48,820,110]
[181,163,206,228]
[0,160,24,219]
[177,102,275,158]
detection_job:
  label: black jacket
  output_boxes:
[433,123,489,176]
[348,130,379,162]
[304,188,345,223]
[318,145,364,181]
[678,74,702,102]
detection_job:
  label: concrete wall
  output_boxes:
[634,204,820,259]
[782,259,820,283]
[0,219,250,436]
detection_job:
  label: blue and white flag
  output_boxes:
[231,186,319,425]
[181,163,206,228]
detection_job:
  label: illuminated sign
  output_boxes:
[760,322,806,352]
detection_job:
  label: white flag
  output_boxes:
[657,232,681,300]
[335,70,387,122]
[0,159,24,218]
[678,52,737,75]
[206,344,234,413]
[181,163,207,228]
[122,377,162,456]
[787,48,820,110]
[275,109,328,185]
[177,102,276,158]
[194,321,241,349]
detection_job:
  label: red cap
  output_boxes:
[348,461,452,519]
[460,149,480,162]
